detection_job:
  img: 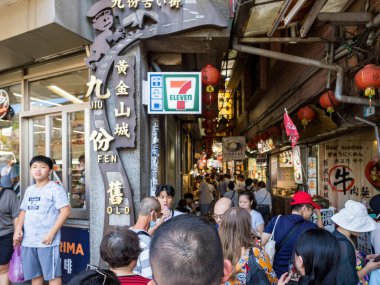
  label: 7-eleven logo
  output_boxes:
[165,77,196,110]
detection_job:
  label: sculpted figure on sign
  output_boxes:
[86,0,126,70]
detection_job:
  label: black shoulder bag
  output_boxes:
[246,248,271,285]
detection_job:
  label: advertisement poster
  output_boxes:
[279,151,293,167]
[308,157,317,178]
[222,136,246,161]
[293,146,303,184]
[308,178,317,196]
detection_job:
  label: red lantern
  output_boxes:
[319,91,340,116]
[205,128,215,136]
[201,64,221,86]
[297,106,315,128]
[202,119,217,129]
[202,92,218,105]
[203,108,218,120]
[261,131,270,141]
[355,64,380,105]
[268,125,281,137]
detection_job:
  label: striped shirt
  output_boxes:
[130,229,152,279]
[118,275,150,285]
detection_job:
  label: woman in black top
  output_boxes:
[278,228,340,285]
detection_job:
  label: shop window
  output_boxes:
[28,70,89,110]
[0,84,21,191]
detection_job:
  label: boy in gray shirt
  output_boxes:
[13,155,71,285]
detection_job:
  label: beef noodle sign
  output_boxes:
[84,0,226,225]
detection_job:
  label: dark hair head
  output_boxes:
[184,193,194,200]
[150,215,224,285]
[67,269,120,285]
[195,175,203,181]
[227,181,235,190]
[100,228,141,269]
[257,181,266,188]
[252,179,259,184]
[79,154,85,163]
[291,204,306,212]
[155,184,175,197]
[238,190,257,209]
[29,155,53,169]
[294,228,340,285]
[237,174,244,180]
[177,199,187,208]
[245,178,253,187]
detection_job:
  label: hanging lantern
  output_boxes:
[297,106,315,128]
[202,92,218,105]
[354,64,380,106]
[319,91,340,116]
[205,128,215,136]
[261,131,270,141]
[203,108,218,120]
[202,119,217,129]
[201,64,221,86]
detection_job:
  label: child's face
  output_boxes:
[30,161,51,181]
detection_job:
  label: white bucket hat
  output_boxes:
[331,200,377,233]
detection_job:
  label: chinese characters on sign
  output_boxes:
[319,141,375,210]
[111,0,182,9]
[106,180,130,215]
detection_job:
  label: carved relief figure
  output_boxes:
[86,0,126,70]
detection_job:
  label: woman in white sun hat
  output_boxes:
[331,200,380,285]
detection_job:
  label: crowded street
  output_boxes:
[0,0,380,284]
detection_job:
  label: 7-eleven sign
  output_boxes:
[148,72,201,114]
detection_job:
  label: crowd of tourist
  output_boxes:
[1,165,380,285]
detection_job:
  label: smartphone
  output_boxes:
[374,255,380,262]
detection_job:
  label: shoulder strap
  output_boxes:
[247,248,271,285]
[268,215,281,241]
[0,188,9,201]
[276,221,303,251]
[136,231,151,237]
[258,191,269,205]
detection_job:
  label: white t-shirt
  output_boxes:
[20,181,69,247]
[371,222,380,254]
[250,210,264,236]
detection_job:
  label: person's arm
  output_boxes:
[257,223,264,237]
[42,206,70,245]
[358,258,380,279]
[314,208,324,229]
[13,210,25,246]
[261,232,271,246]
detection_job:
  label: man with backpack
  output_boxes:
[129,197,161,279]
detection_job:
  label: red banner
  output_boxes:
[284,111,299,147]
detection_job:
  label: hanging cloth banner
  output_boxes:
[283,109,299,148]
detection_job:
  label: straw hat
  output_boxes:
[331,200,376,232]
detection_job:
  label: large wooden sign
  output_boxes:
[85,0,227,236]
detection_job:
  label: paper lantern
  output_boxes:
[319,91,341,116]
[355,64,380,105]
[297,106,315,128]
[201,64,221,86]
[202,92,218,105]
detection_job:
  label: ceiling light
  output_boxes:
[14,93,62,107]
[47,85,83,104]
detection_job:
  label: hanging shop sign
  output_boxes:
[256,154,267,166]
[293,146,303,184]
[319,140,377,210]
[147,72,202,114]
[222,136,245,161]
[257,138,275,154]
[85,0,227,231]
[279,151,293,167]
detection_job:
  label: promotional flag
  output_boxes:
[283,110,299,147]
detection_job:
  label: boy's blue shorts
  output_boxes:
[21,246,62,281]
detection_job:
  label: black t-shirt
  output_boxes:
[332,230,359,285]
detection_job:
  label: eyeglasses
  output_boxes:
[86,264,112,285]
[305,205,314,211]
[212,214,224,220]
